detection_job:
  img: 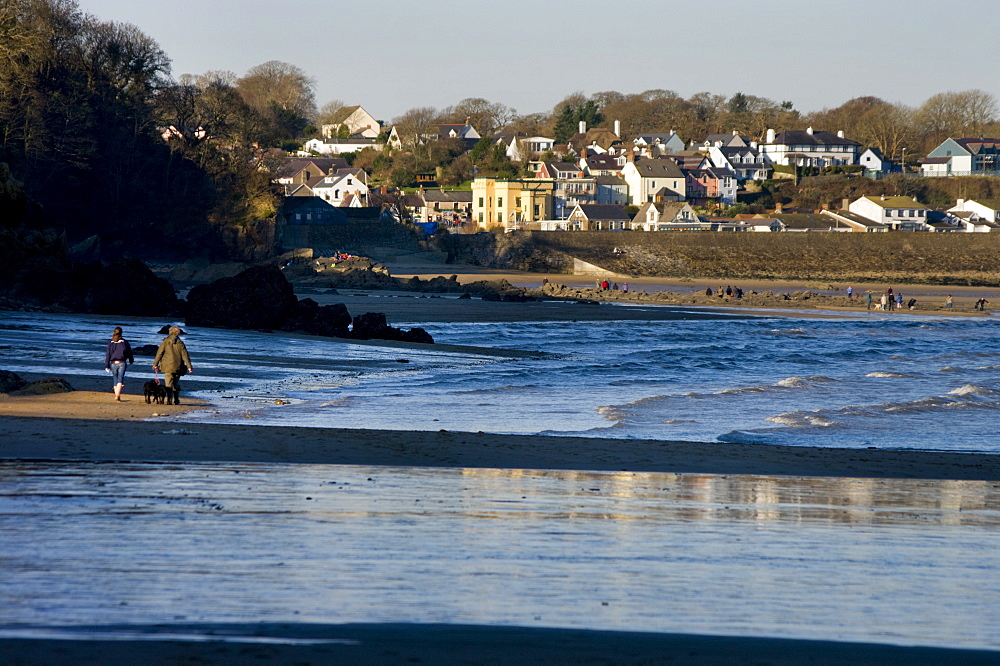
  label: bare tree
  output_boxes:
[236,60,316,120]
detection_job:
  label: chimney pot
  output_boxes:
[807,127,814,135]
[579,120,586,134]
[837,130,845,138]
[842,198,850,210]
[614,119,621,136]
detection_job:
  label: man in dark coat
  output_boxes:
[153,326,193,405]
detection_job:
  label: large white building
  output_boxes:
[760,127,860,167]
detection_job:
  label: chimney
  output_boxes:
[821,202,829,210]
[732,130,738,136]
[837,130,845,138]
[750,140,758,149]
[806,127,814,135]
[842,198,850,210]
[669,129,675,136]
[775,202,783,213]
[614,119,621,136]
[381,186,388,195]
[714,140,723,147]
[580,147,588,159]
[579,120,587,134]
[766,128,775,143]
[957,198,965,209]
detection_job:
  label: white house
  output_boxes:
[497,134,555,161]
[947,199,1000,232]
[632,131,686,157]
[310,168,370,207]
[631,201,705,231]
[848,195,930,231]
[321,105,381,138]
[760,127,860,167]
[303,137,383,156]
[708,144,772,181]
[859,147,891,173]
[922,137,1000,176]
[621,158,686,205]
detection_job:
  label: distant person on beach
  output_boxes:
[706,287,713,296]
[846,286,853,299]
[975,297,989,311]
[880,293,888,311]
[896,293,903,310]
[866,292,872,310]
[908,298,917,310]
[946,295,954,309]
[104,326,133,402]
[622,283,629,293]
[153,326,193,405]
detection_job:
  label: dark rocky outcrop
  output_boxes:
[0,370,27,393]
[14,377,74,394]
[282,299,352,338]
[132,344,159,356]
[350,312,434,344]
[184,266,433,343]
[186,266,298,330]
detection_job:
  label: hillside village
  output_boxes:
[275,104,1000,249]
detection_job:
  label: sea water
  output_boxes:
[3,306,997,451]
[2,307,1000,649]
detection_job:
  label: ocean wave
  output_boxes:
[319,397,356,408]
[948,384,1000,398]
[939,366,962,373]
[766,411,837,428]
[767,328,811,336]
[717,430,781,444]
[451,384,539,395]
[719,375,837,394]
[662,419,697,424]
[865,371,911,378]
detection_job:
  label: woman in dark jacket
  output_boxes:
[105,326,134,402]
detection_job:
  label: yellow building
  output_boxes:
[471,178,555,230]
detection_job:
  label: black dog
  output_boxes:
[144,380,167,404]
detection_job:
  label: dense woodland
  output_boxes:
[3,0,1000,269]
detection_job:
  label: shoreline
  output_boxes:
[1,394,998,480]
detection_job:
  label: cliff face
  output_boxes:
[431,230,1000,286]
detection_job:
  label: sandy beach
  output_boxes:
[3,277,1000,664]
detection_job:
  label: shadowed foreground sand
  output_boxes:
[3,622,999,665]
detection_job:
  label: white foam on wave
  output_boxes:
[663,419,697,424]
[766,411,837,428]
[720,376,837,395]
[948,384,1000,398]
[866,371,910,378]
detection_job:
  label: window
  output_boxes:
[478,197,484,207]
[516,197,522,208]
[478,212,484,223]
[498,197,503,207]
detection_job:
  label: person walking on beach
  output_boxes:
[879,293,888,311]
[866,292,872,310]
[896,293,903,311]
[946,295,954,309]
[104,326,134,402]
[153,326,193,405]
[846,286,853,299]
[887,287,894,310]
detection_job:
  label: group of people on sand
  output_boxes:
[597,280,629,292]
[708,285,744,299]
[104,326,193,404]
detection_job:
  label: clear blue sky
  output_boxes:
[78,0,999,124]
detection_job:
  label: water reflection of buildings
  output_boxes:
[456,467,1000,527]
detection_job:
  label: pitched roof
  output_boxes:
[575,204,632,221]
[275,157,350,178]
[422,190,473,203]
[595,175,627,185]
[328,105,362,124]
[862,195,929,209]
[953,138,1000,153]
[633,158,684,178]
[770,130,860,147]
